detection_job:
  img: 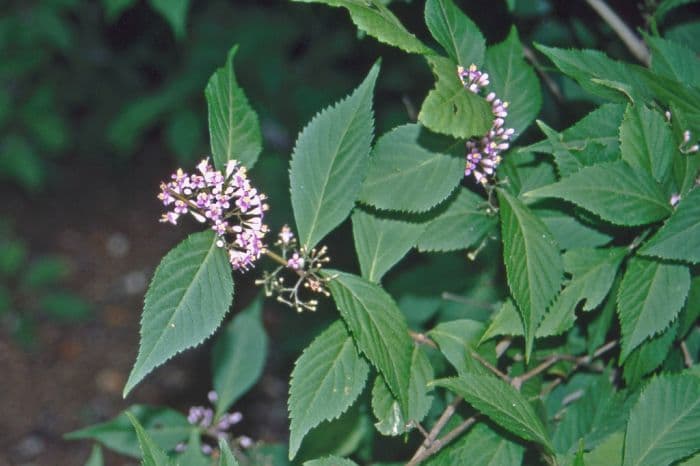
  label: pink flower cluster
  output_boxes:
[158,158,269,271]
[175,390,252,455]
[458,64,515,185]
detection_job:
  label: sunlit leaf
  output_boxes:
[124,231,234,396]
[288,321,369,459]
[205,45,262,170]
[290,63,379,249]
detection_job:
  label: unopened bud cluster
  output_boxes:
[175,390,253,456]
[458,64,515,185]
[255,225,334,312]
[158,158,269,271]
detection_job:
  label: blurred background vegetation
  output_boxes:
[0,0,698,463]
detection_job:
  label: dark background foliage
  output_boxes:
[1,0,697,464]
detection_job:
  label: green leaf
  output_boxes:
[484,27,541,137]
[22,256,69,288]
[620,104,674,184]
[617,256,691,360]
[288,320,369,459]
[640,188,700,263]
[671,105,700,195]
[303,457,358,466]
[326,271,413,418]
[624,374,700,466]
[351,208,425,283]
[424,0,486,66]
[534,121,588,177]
[536,45,700,111]
[296,402,369,461]
[498,189,563,360]
[536,246,628,338]
[536,207,613,250]
[125,412,171,466]
[647,36,700,84]
[535,45,641,102]
[176,430,209,466]
[102,0,137,21]
[584,431,624,466]
[681,453,700,466]
[623,321,678,387]
[290,63,379,249]
[41,292,90,322]
[65,405,190,458]
[480,299,523,343]
[563,247,627,311]
[166,109,203,163]
[219,439,240,466]
[212,296,268,416]
[291,0,430,54]
[358,124,464,213]
[124,231,234,397]
[418,56,493,139]
[524,104,624,177]
[498,150,558,196]
[416,188,497,252]
[654,0,700,22]
[428,319,486,374]
[552,376,632,455]
[678,276,700,339]
[0,238,26,277]
[0,135,44,191]
[424,422,525,466]
[432,375,553,450]
[205,45,262,171]
[666,21,700,53]
[524,161,672,226]
[371,346,433,436]
[84,445,104,466]
[535,285,578,338]
[148,0,190,39]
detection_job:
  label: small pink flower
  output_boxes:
[287,252,304,270]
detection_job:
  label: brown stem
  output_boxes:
[407,415,478,465]
[409,330,438,349]
[681,341,694,368]
[512,355,561,390]
[407,396,464,466]
[523,45,564,103]
[539,340,618,398]
[471,350,510,383]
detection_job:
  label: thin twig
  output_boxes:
[409,330,438,349]
[539,340,618,398]
[495,338,512,358]
[523,45,564,103]
[681,341,694,368]
[585,0,651,65]
[512,355,561,390]
[471,350,511,383]
[407,396,464,465]
[407,415,478,465]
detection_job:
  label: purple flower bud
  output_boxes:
[239,436,253,448]
[670,193,682,207]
